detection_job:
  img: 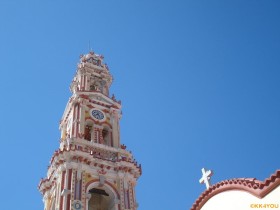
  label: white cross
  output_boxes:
[199,168,213,189]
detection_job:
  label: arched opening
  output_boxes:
[102,127,112,147]
[84,125,92,141]
[90,84,96,91]
[88,187,116,210]
[89,78,101,92]
[84,121,93,141]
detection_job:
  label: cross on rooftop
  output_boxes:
[199,168,213,189]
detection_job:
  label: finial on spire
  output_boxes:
[199,168,213,189]
[88,40,94,54]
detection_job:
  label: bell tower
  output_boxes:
[39,51,142,210]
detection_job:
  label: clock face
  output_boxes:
[90,109,105,120]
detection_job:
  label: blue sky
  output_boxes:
[0,1,280,209]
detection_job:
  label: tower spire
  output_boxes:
[88,40,93,52]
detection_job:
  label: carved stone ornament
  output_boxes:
[72,200,83,210]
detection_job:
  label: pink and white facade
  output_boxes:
[39,51,142,210]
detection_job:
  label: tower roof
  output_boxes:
[79,51,109,71]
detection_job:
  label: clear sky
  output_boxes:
[0,1,280,210]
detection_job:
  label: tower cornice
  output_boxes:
[39,145,141,196]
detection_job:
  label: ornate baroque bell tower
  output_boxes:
[39,51,142,210]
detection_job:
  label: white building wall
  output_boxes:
[201,186,280,210]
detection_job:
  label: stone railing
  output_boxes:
[61,137,132,163]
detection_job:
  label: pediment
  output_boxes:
[88,94,121,109]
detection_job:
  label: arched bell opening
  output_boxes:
[86,182,119,210]
[90,84,97,91]
[101,126,112,147]
[84,121,93,141]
